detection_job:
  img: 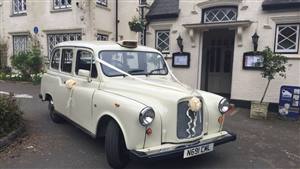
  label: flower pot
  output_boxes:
[129,24,143,32]
[250,101,269,119]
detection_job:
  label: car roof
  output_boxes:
[55,41,160,53]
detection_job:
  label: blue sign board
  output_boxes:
[33,26,39,34]
[279,85,300,119]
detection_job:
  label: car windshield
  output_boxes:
[99,51,168,77]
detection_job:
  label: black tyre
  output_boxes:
[105,120,129,169]
[48,100,64,123]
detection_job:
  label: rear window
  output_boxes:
[51,49,60,70]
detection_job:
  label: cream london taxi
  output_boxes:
[40,40,236,169]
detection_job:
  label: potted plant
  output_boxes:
[128,16,145,32]
[250,47,287,119]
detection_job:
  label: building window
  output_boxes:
[156,30,170,53]
[97,34,109,41]
[96,0,107,6]
[203,7,237,23]
[13,35,29,55]
[275,24,300,53]
[47,33,81,57]
[12,0,26,15]
[53,0,72,9]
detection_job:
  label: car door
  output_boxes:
[70,48,99,131]
[51,47,75,116]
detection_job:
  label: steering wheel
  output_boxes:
[111,60,129,71]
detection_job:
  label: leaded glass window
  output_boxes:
[156,30,170,53]
[53,0,72,9]
[13,35,29,55]
[47,33,81,57]
[96,0,107,6]
[203,7,237,23]
[12,0,26,14]
[275,24,300,53]
[97,34,109,41]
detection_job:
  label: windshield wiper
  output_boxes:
[128,69,145,75]
[147,68,166,75]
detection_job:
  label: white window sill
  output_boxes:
[96,4,110,11]
[50,8,72,13]
[161,51,170,54]
[10,12,27,17]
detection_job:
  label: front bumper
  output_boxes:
[130,131,236,160]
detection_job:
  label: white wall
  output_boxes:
[231,0,300,103]
[0,0,139,63]
[146,0,300,103]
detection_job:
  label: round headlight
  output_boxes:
[218,98,230,114]
[139,107,155,126]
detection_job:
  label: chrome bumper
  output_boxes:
[130,131,236,160]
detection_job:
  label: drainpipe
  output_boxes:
[115,0,119,42]
[144,22,149,46]
[140,0,149,45]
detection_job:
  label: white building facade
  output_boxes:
[0,0,139,62]
[145,0,300,106]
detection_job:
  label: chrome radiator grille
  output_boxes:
[177,100,203,139]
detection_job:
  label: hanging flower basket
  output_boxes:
[128,17,145,32]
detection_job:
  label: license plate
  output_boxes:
[183,143,214,159]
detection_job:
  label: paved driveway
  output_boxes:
[0,81,299,169]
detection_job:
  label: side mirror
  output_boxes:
[78,69,91,82]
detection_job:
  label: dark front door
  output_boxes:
[201,29,235,97]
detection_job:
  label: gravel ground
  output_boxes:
[0,81,299,169]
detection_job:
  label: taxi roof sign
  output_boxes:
[118,40,138,48]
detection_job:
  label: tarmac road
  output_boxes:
[0,81,299,169]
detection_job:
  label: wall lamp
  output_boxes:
[252,32,259,52]
[177,35,184,53]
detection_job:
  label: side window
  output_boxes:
[51,49,60,70]
[76,50,98,78]
[61,49,73,73]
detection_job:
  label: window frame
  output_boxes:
[98,50,169,77]
[202,6,238,24]
[12,0,27,15]
[53,0,72,10]
[96,0,108,7]
[60,48,74,74]
[75,48,98,79]
[155,30,170,54]
[50,48,61,71]
[47,32,82,58]
[274,23,300,54]
[12,34,29,55]
[96,34,109,41]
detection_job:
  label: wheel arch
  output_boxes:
[96,113,130,148]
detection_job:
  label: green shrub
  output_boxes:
[0,94,23,138]
[11,46,43,80]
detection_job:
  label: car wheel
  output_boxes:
[105,120,129,169]
[48,100,64,123]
